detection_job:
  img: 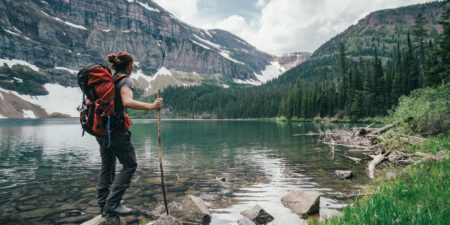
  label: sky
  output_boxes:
[152,0,437,55]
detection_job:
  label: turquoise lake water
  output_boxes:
[0,119,370,224]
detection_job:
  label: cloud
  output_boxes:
[153,0,435,55]
[152,0,199,23]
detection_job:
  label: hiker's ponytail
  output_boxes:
[106,51,134,71]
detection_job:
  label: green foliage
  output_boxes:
[312,156,450,225]
[389,82,450,136]
[0,64,49,95]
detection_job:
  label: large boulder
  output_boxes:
[281,190,320,218]
[335,170,353,180]
[150,195,211,225]
[240,205,274,225]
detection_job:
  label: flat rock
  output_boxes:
[150,195,211,224]
[152,214,182,225]
[281,190,320,218]
[335,170,352,179]
[240,204,274,224]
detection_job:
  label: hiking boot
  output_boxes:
[103,202,133,216]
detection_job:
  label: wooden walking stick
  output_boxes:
[157,89,169,215]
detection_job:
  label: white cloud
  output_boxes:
[153,0,435,55]
[152,0,199,22]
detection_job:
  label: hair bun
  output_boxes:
[107,54,117,64]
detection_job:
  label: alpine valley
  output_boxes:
[0,1,444,119]
[0,0,310,118]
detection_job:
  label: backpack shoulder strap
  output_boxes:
[113,72,130,83]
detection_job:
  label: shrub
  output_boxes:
[389,83,449,136]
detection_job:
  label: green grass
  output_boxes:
[312,142,449,225]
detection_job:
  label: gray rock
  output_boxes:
[150,195,211,225]
[237,217,257,225]
[335,170,352,179]
[319,208,342,221]
[281,190,320,218]
[153,214,182,225]
[240,204,274,225]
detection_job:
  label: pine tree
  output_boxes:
[412,12,428,87]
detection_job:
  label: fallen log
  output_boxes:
[414,152,437,159]
[367,124,393,136]
[322,142,369,149]
[344,156,362,163]
[367,154,386,179]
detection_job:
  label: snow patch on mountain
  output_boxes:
[13,77,23,83]
[42,11,88,30]
[191,40,211,50]
[254,61,286,83]
[0,58,39,71]
[155,67,172,76]
[219,50,245,65]
[233,78,261,86]
[233,61,286,86]
[1,84,82,117]
[193,34,221,49]
[54,66,78,74]
[22,110,36,119]
[0,113,6,119]
[136,1,160,12]
[131,70,154,83]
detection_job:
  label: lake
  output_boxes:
[0,119,370,224]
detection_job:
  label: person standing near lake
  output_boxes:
[96,51,163,217]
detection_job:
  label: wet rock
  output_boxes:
[335,170,352,180]
[151,214,182,225]
[237,217,256,225]
[57,214,95,224]
[150,195,211,224]
[85,207,101,214]
[120,215,139,225]
[20,207,52,219]
[281,190,320,218]
[240,204,274,225]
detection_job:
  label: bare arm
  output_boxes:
[121,87,163,110]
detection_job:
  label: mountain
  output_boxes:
[0,0,298,118]
[275,2,442,85]
[155,1,444,119]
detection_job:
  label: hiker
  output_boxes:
[96,51,163,216]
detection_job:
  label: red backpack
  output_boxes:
[77,63,131,147]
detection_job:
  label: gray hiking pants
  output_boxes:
[95,130,137,207]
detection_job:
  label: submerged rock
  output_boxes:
[150,195,211,224]
[281,190,320,218]
[240,204,274,224]
[335,170,353,179]
[81,215,138,225]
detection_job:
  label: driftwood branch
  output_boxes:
[367,124,393,136]
[367,154,386,179]
[345,155,362,163]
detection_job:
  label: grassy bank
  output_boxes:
[312,83,449,224]
[312,137,449,225]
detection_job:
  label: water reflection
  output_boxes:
[0,119,369,224]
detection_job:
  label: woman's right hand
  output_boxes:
[152,98,163,110]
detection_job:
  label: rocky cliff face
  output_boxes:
[0,0,285,118]
[0,0,272,81]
